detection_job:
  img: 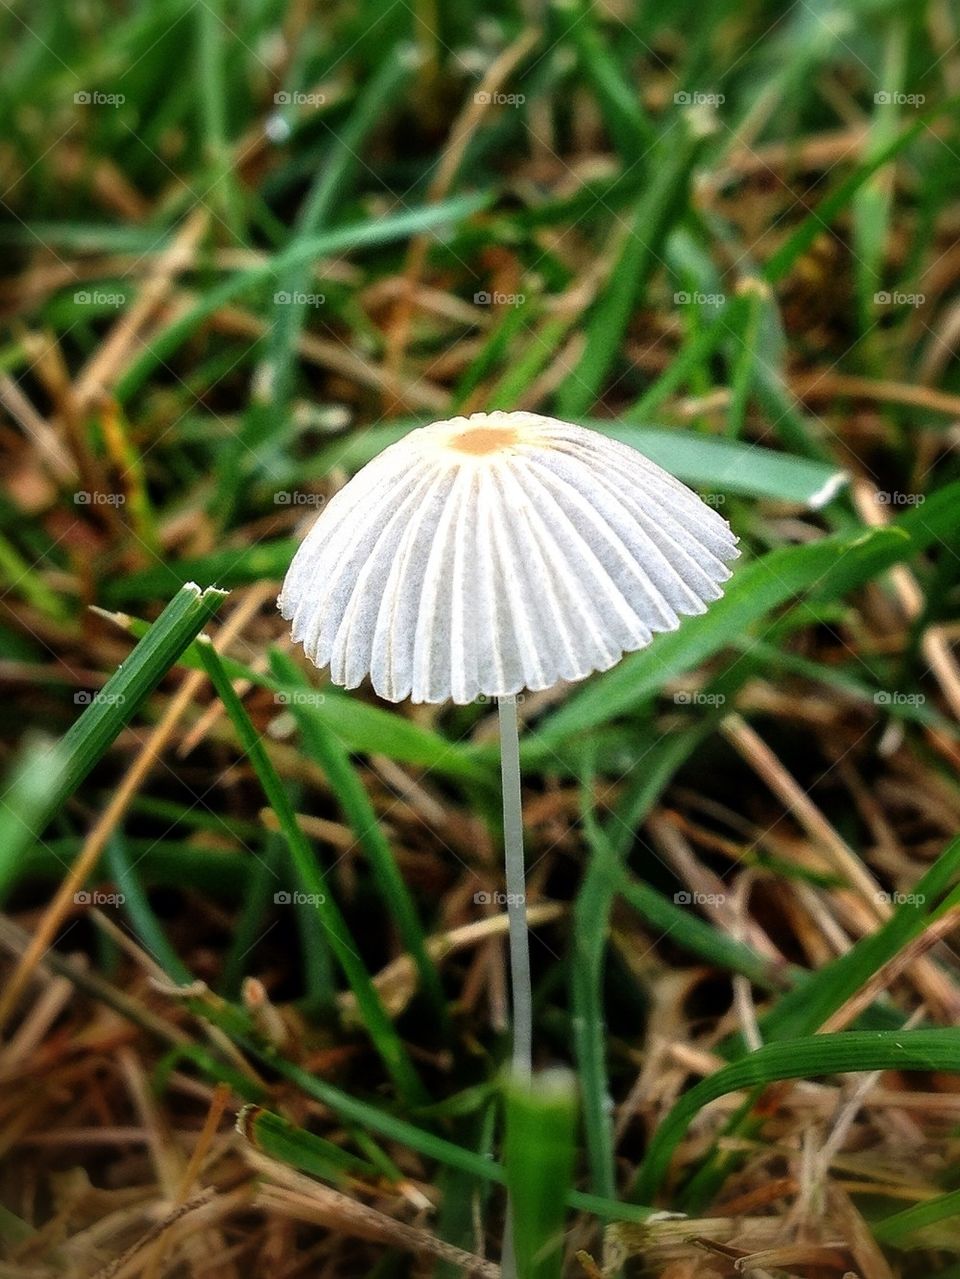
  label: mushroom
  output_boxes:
[278,409,738,1236]
[280,409,739,1058]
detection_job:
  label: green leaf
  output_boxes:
[598,423,847,507]
[873,1186,960,1247]
[635,1029,960,1202]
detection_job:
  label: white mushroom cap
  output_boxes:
[279,411,739,705]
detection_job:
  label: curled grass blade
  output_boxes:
[634,1029,960,1203]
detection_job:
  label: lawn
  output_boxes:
[2,0,960,1275]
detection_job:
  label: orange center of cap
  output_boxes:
[448,425,518,456]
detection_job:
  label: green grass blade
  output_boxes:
[739,836,960,1049]
[115,191,493,401]
[263,53,412,416]
[269,649,449,1031]
[0,739,69,902]
[635,1029,960,1202]
[556,127,700,417]
[196,640,426,1104]
[2,585,226,875]
[504,1067,579,1279]
[873,1187,960,1246]
[105,834,194,985]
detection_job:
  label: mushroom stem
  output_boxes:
[498,694,531,1078]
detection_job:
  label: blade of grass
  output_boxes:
[0,739,69,902]
[262,53,413,418]
[105,833,194,985]
[1,584,226,884]
[503,1067,579,1279]
[95,612,493,785]
[556,124,701,417]
[873,1187,960,1246]
[634,1029,960,1202]
[116,191,494,401]
[195,0,242,241]
[269,649,448,1031]
[196,639,426,1104]
[735,835,960,1050]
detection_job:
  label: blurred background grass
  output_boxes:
[3,0,960,1274]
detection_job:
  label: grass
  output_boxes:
[2,0,960,1274]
